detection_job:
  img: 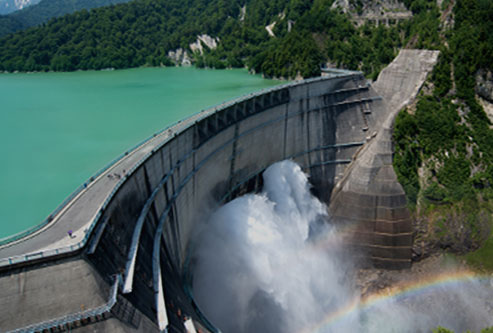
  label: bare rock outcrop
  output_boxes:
[167,49,192,66]
[476,69,493,103]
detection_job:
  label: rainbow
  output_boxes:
[303,269,492,333]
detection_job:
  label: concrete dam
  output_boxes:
[0,49,439,332]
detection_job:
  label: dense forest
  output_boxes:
[0,0,131,36]
[393,0,493,268]
[0,0,443,79]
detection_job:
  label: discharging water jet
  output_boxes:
[191,160,493,333]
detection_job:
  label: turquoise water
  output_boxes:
[0,67,281,238]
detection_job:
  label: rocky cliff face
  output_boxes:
[476,69,493,124]
[167,48,192,66]
[189,34,220,55]
[168,34,220,66]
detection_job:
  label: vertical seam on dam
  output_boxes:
[283,104,288,159]
[229,123,240,189]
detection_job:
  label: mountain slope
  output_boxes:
[0,0,429,78]
[0,0,41,15]
[393,0,493,265]
[0,0,132,36]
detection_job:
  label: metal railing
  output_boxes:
[0,71,362,269]
[7,275,120,333]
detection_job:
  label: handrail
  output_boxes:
[7,274,120,333]
[0,71,362,269]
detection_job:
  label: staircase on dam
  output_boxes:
[0,50,439,333]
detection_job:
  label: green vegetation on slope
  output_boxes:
[393,0,493,257]
[0,0,129,36]
[465,230,493,272]
[0,0,41,16]
[433,326,493,333]
[0,0,132,37]
[0,0,448,78]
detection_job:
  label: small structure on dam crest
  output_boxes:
[0,49,438,333]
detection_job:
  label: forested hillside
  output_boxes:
[393,0,493,268]
[0,0,132,36]
[0,0,442,78]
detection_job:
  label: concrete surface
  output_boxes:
[0,259,108,331]
[329,49,440,269]
[84,72,382,332]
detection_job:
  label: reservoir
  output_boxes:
[0,67,279,239]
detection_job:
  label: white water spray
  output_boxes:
[191,160,493,333]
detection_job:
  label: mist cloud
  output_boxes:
[191,160,493,333]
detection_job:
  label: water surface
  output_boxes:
[0,67,280,238]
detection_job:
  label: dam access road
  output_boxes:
[0,49,438,333]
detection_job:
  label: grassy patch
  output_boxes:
[464,229,493,272]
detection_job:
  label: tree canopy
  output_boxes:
[0,0,447,78]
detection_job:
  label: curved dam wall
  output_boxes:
[86,72,394,331]
[0,50,439,333]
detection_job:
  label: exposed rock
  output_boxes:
[14,0,32,9]
[265,12,286,37]
[475,69,493,126]
[478,97,493,125]
[331,0,350,13]
[287,20,295,32]
[239,4,246,21]
[170,34,220,65]
[356,253,471,298]
[476,69,493,103]
[198,34,219,50]
[439,0,455,31]
[189,34,219,55]
[167,48,192,66]
[265,22,276,37]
